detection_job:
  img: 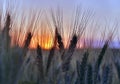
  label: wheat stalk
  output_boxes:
[76,51,89,84]
[62,35,77,72]
[36,45,44,81]
[93,41,108,84]
[86,64,93,84]
[101,64,113,84]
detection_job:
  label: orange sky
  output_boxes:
[29,34,54,50]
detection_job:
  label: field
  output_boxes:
[0,7,120,84]
[0,26,120,84]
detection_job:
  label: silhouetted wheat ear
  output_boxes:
[62,35,77,72]
[46,47,55,73]
[36,45,44,78]
[86,64,93,84]
[61,34,77,60]
[6,14,11,27]
[2,14,11,51]
[101,64,112,84]
[93,41,108,84]
[24,32,32,48]
[55,28,64,52]
[76,51,89,84]
[69,35,77,49]
[97,41,108,68]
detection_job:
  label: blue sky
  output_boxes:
[0,0,120,13]
[1,0,120,17]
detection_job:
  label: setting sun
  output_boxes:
[29,34,54,50]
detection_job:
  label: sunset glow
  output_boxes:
[29,34,54,50]
[2,0,120,50]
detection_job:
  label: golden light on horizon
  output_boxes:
[10,31,85,50]
[29,34,54,50]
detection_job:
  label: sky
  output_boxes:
[0,0,120,49]
[1,0,120,15]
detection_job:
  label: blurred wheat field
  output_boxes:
[0,4,120,84]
